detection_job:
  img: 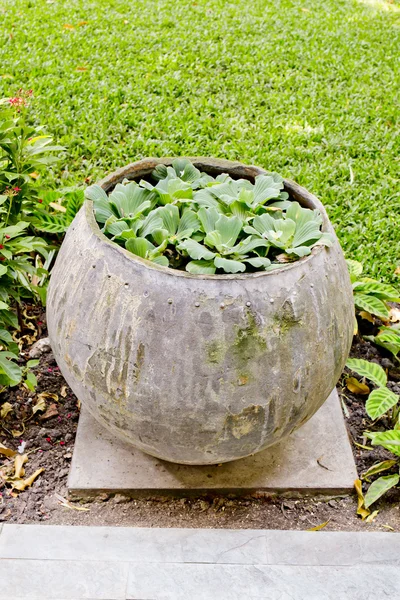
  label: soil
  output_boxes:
[1,308,400,532]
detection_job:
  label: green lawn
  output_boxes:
[1,0,399,281]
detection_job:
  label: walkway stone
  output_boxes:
[68,389,357,498]
[0,525,399,599]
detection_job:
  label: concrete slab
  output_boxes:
[1,525,400,600]
[68,389,357,498]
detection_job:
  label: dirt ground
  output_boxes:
[1,308,400,532]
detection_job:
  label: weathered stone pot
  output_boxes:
[47,158,354,465]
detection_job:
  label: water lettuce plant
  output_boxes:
[86,159,333,274]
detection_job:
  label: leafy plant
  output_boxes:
[365,324,400,362]
[347,260,400,322]
[346,357,400,508]
[0,94,63,226]
[0,95,62,391]
[86,159,333,274]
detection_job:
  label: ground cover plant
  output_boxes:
[87,159,332,274]
[0,0,399,281]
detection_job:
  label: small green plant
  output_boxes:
[346,357,400,508]
[365,324,400,362]
[0,93,63,225]
[347,259,400,322]
[86,159,333,274]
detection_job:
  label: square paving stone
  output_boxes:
[68,389,357,498]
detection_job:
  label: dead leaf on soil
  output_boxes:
[40,403,58,421]
[307,519,330,531]
[36,392,58,404]
[355,479,371,520]
[55,492,90,511]
[32,396,46,415]
[60,385,68,398]
[365,510,379,523]
[11,426,25,438]
[12,468,44,491]
[359,311,374,323]
[14,453,28,478]
[346,377,370,395]
[0,443,16,458]
[382,524,394,531]
[0,402,13,418]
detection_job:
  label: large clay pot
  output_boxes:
[47,158,354,465]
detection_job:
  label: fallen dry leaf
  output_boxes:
[355,479,371,520]
[0,443,16,458]
[63,23,75,30]
[359,311,374,323]
[11,427,25,438]
[77,20,88,26]
[307,519,330,531]
[365,510,379,523]
[60,385,68,398]
[394,267,400,276]
[37,392,58,404]
[40,403,58,421]
[32,396,46,415]
[0,401,13,418]
[29,171,39,180]
[55,492,90,511]
[76,66,88,71]
[12,468,44,491]
[14,453,28,478]
[49,202,66,213]
[346,377,370,395]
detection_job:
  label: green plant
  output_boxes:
[347,260,400,322]
[0,95,63,225]
[365,324,400,362]
[86,159,333,274]
[346,357,400,508]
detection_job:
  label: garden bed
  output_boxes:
[1,307,400,531]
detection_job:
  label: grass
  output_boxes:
[0,0,399,281]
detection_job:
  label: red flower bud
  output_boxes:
[38,199,43,204]
[45,437,52,443]
[5,235,10,239]
[0,245,3,249]
[0,257,5,261]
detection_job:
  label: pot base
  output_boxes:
[68,389,357,498]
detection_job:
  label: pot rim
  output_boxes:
[84,156,331,281]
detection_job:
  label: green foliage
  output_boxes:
[0,96,63,225]
[0,0,399,282]
[87,159,332,274]
[364,474,400,509]
[347,357,400,507]
[345,358,387,390]
[365,325,400,362]
[0,96,63,391]
[347,260,400,322]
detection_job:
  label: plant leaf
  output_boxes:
[178,239,216,261]
[214,257,246,273]
[346,358,387,388]
[370,430,400,457]
[186,260,216,275]
[362,460,398,482]
[354,294,389,320]
[364,474,400,508]
[365,388,399,420]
